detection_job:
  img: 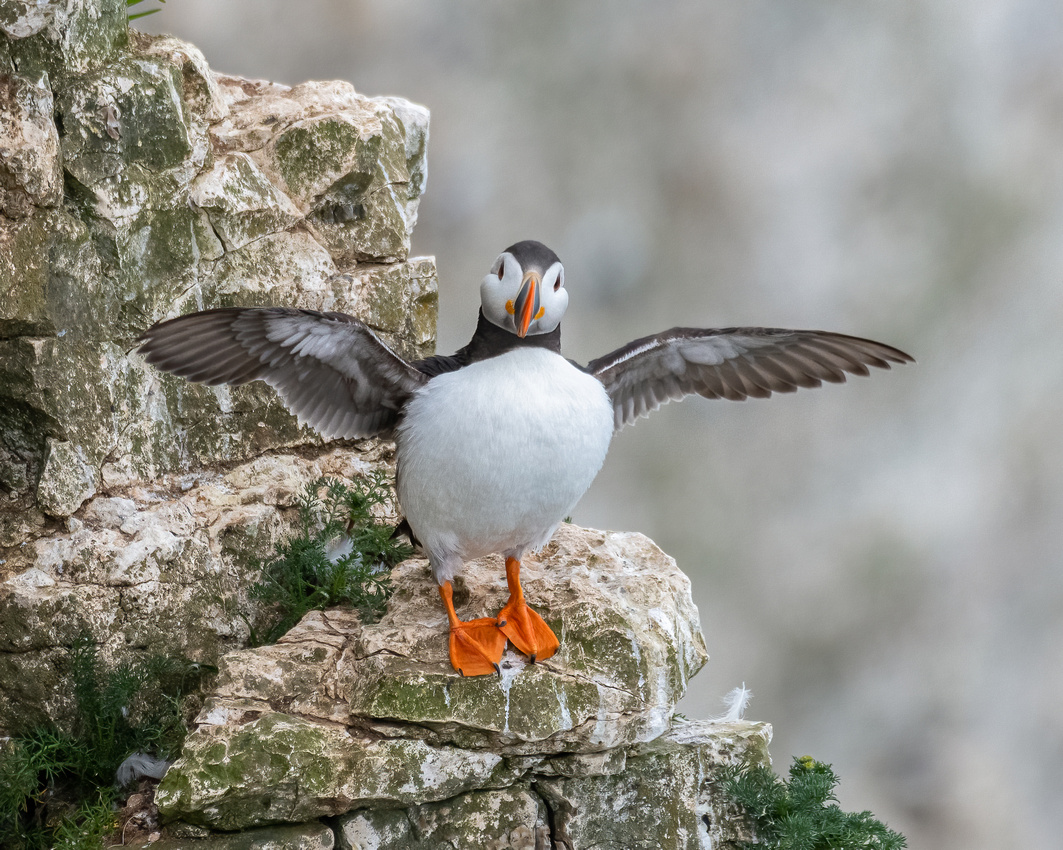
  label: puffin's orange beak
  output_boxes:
[513,272,541,338]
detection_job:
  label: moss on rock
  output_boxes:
[156,713,506,831]
[2,0,127,81]
[146,822,334,850]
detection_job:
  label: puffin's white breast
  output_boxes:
[396,348,614,577]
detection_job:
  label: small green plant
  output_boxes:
[248,473,412,645]
[0,637,208,849]
[127,0,166,20]
[721,755,907,850]
[49,790,120,850]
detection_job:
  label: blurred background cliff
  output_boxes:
[141,2,1063,847]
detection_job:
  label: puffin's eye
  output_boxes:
[496,259,505,281]
[553,271,564,291]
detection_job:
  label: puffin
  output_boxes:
[137,240,912,676]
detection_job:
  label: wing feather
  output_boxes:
[587,327,913,430]
[137,307,428,439]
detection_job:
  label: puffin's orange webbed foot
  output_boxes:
[439,582,506,676]
[498,598,559,663]
[449,617,507,677]
[497,557,560,663]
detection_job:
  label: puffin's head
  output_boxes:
[480,240,567,338]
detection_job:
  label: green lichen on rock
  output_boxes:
[270,118,375,204]
[254,82,428,263]
[156,713,507,831]
[146,822,335,850]
[534,721,772,850]
[56,54,201,213]
[1,0,128,81]
[339,785,548,850]
[160,715,773,845]
[0,71,62,217]
[190,153,302,252]
[145,523,770,844]
[109,204,204,322]
[35,438,98,517]
[0,209,109,338]
[0,448,388,729]
[2,21,441,794]
[182,526,706,759]
[0,213,55,336]
[346,658,621,751]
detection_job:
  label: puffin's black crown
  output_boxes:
[502,240,561,272]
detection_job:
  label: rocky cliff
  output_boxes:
[1,0,433,729]
[1,3,770,847]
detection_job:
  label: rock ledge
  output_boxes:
[156,524,769,848]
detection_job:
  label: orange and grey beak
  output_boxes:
[513,271,542,338]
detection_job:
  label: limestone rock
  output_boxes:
[0,208,106,339]
[211,75,430,264]
[1,0,126,77]
[0,71,62,217]
[147,519,768,845]
[158,713,510,831]
[0,446,390,730]
[155,524,710,830]
[56,53,202,220]
[338,786,550,850]
[0,0,56,40]
[136,34,228,124]
[332,721,770,850]
[534,720,771,849]
[35,437,98,517]
[189,152,302,252]
[0,20,436,540]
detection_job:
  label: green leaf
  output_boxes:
[127,0,166,21]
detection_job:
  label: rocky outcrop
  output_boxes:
[155,524,770,847]
[1,16,434,541]
[1,0,433,728]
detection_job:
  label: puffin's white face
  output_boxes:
[480,250,568,337]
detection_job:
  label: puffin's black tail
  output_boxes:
[391,517,421,550]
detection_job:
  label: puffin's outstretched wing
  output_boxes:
[586,327,913,431]
[137,307,428,438]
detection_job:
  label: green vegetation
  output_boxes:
[722,755,907,850]
[127,0,166,20]
[248,473,412,645]
[0,637,208,849]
